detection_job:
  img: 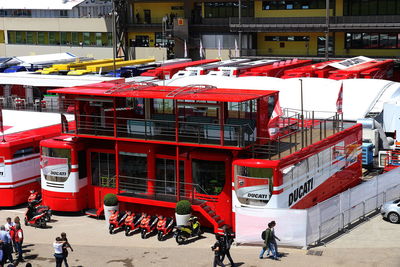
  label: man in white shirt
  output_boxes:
[53,237,65,267]
[4,218,15,232]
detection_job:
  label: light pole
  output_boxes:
[300,79,304,148]
[325,0,330,60]
[162,16,168,61]
[238,0,242,57]
[112,0,117,77]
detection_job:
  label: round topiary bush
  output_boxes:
[103,193,118,206]
[176,200,192,215]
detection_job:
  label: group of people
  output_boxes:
[52,232,73,267]
[260,220,281,260]
[0,217,24,266]
[211,226,235,267]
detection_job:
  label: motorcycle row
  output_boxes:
[108,210,203,244]
[24,190,52,228]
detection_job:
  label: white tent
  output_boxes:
[0,72,119,87]
[166,76,400,122]
[0,0,84,10]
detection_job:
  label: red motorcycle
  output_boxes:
[140,213,159,239]
[24,203,47,228]
[124,211,144,236]
[28,190,52,222]
[109,210,127,234]
[156,215,175,241]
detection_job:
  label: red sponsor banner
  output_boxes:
[336,82,343,114]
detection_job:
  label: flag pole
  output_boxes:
[0,108,5,142]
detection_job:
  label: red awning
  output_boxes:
[49,82,277,102]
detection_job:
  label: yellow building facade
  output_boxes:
[128,0,400,59]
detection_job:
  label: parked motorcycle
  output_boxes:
[109,210,128,234]
[156,215,175,241]
[174,216,202,245]
[27,190,52,222]
[124,211,144,236]
[24,203,47,228]
[140,213,159,239]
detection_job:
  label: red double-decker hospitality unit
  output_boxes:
[328,58,394,80]
[140,59,220,79]
[281,60,340,79]
[41,81,362,232]
[0,110,68,206]
[239,59,312,77]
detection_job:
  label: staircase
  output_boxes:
[85,207,104,219]
[193,202,229,233]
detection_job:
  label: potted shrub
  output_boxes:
[175,200,192,226]
[103,193,118,224]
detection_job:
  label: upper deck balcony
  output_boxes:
[50,82,278,150]
[230,15,400,32]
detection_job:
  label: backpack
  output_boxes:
[261,230,266,240]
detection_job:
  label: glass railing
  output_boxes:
[68,114,256,148]
[116,117,256,147]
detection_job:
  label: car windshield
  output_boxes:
[393,199,400,204]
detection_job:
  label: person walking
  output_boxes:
[53,237,65,267]
[270,221,281,257]
[14,225,23,262]
[259,222,279,260]
[60,232,73,267]
[0,226,13,264]
[220,226,235,266]
[211,234,225,267]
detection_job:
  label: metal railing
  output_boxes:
[309,179,400,246]
[250,109,344,160]
[0,96,60,113]
[118,175,210,203]
[229,15,400,27]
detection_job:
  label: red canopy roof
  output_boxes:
[49,82,277,102]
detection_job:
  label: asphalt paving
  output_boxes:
[0,207,399,267]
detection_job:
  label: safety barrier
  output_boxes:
[235,167,400,247]
[307,168,400,246]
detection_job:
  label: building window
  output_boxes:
[26,32,36,44]
[8,30,111,47]
[78,150,87,180]
[265,36,310,41]
[59,10,68,17]
[61,32,72,45]
[346,32,400,49]
[49,32,60,45]
[72,32,79,46]
[83,32,90,46]
[42,147,71,183]
[192,159,225,195]
[262,1,332,10]
[344,0,400,16]
[205,1,253,18]
[91,152,116,188]
[95,32,102,46]
[37,32,48,45]
[13,147,34,158]
[118,152,147,193]
[234,166,273,206]
[7,31,16,44]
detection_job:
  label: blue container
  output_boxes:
[361,143,374,165]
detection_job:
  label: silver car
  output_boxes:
[381,199,400,223]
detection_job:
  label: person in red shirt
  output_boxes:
[14,224,23,262]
